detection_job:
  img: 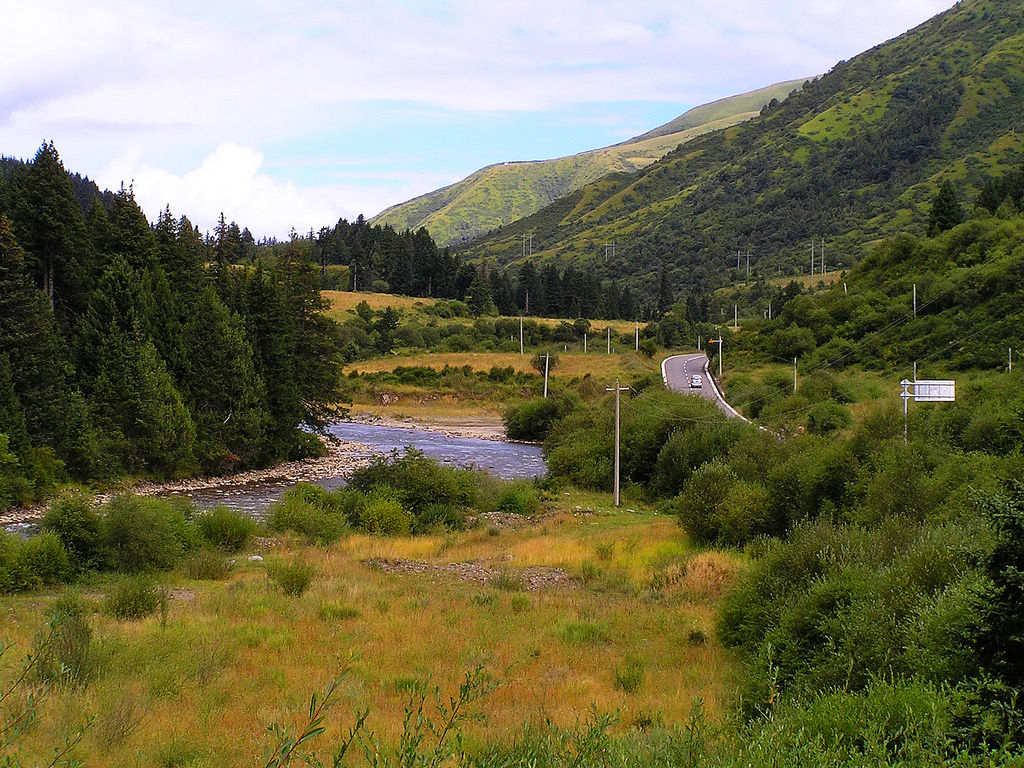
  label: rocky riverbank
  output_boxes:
[0,438,375,529]
[348,410,508,441]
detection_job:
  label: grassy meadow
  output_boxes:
[2,493,739,767]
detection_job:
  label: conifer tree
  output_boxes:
[927,180,964,236]
[13,142,93,323]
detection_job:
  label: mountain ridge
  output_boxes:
[459,0,1024,297]
[371,79,806,247]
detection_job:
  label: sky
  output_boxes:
[1,0,955,239]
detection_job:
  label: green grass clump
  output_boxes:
[488,569,523,592]
[318,601,360,621]
[613,655,645,693]
[106,576,161,620]
[183,549,232,580]
[561,620,611,645]
[266,558,313,596]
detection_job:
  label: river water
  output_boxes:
[169,421,546,518]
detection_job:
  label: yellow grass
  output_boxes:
[348,351,658,379]
[3,502,741,767]
[323,290,437,318]
[322,290,647,335]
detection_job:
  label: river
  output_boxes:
[161,421,545,518]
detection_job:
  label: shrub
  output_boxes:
[266,558,313,596]
[267,486,350,544]
[0,532,73,593]
[102,495,195,572]
[503,396,573,442]
[806,401,852,434]
[349,449,478,518]
[183,549,231,580]
[673,461,737,545]
[495,480,540,515]
[106,576,160,620]
[196,505,257,552]
[42,492,104,572]
[359,490,413,535]
[33,593,99,687]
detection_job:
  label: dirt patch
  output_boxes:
[365,557,573,591]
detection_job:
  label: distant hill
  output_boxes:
[461,0,1024,296]
[371,80,806,247]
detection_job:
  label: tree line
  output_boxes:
[0,143,342,505]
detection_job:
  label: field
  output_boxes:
[324,289,647,335]
[323,290,438,317]
[2,495,739,767]
[348,351,659,380]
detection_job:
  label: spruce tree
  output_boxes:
[927,180,964,236]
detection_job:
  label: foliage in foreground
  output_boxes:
[267,450,539,543]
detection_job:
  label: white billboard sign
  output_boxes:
[913,380,956,402]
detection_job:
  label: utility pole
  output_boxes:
[821,238,825,275]
[697,336,702,351]
[543,353,550,398]
[810,239,814,276]
[606,326,611,355]
[794,357,798,393]
[634,322,639,351]
[584,333,587,354]
[519,316,524,355]
[913,283,917,318]
[712,329,723,378]
[768,300,772,320]
[606,379,629,507]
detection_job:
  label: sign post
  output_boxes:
[900,378,956,444]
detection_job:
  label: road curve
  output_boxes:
[661,352,748,421]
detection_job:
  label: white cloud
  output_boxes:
[105,144,349,237]
[0,0,957,235]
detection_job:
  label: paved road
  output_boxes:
[661,353,746,420]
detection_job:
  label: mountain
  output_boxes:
[460,0,1024,297]
[371,80,806,247]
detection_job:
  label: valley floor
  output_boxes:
[1,494,740,767]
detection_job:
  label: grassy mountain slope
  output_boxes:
[371,80,805,247]
[461,0,1024,296]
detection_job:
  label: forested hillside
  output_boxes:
[463,0,1024,296]
[373,80,804,247]
[0,143,346,506]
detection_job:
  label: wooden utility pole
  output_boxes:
[606,380,629,507]
[543,353,550,398]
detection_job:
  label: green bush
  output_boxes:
[42,492,104,572]
[805,401,852,434]
[33,593,99,687]
[267,485,351,544]
[0,531,73,593]
[673,461,737,545]
[495,480,540,515]
[349,449,478,519]
[266,558,313,596]
[102,495,195,572]
[196,506,257,552]
[359,490,413,535]
[503,396,574,442]
[106,576,161,620]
